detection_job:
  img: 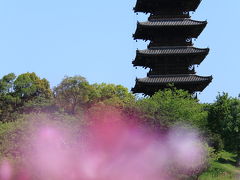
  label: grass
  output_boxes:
[199,151,240,180]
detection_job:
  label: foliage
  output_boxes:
[0,73,16,94]
[207,93,240,165]
[53,76,93,114]
[14,72,52,102]
[3,72,240,177]
[207,93,233,140]
[54,78,136,115]
[82,83,136,124]
[0,112,86,160]
[0,73,52,121]
[136,88,208,130]
[199,151,240,180]
[90,83,135,107]
[0,73,19,121]
[206,132,224,152]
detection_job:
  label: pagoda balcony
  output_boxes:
[133,19,207,41]
[134,0,201,14]
[148,13,190,20]
[133,46,209,67]
[148,39,193,47]
[132,74,213,96]
[147,66,196,76]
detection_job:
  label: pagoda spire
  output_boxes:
[132,0,212,96]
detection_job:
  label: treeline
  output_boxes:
[0,72,206,129]
[0,72,136,120]
[1,72,240,170]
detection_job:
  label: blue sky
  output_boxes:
[0,0,239,103]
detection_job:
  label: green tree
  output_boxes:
[207,93,240,165]
[0,73,20,121]
[13,72,52,113]
[85,83,136,123]
[0,73,52,121]
[14,72,51,102]
[207,93,232,137]
[54,76,92,114]
[137,89,208,130]
[91,83,135,107]
[228,98,240,166]
[0,73,16,94]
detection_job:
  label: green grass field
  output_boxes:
[200,151,240,180]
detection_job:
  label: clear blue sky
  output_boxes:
[0,0,239,103]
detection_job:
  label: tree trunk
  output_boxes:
[71,103,77,115]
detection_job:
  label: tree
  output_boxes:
[207,93,240,166]
[207,93,233,137]
[13,72,52,113]
[90,83,135,107]
[0,73,52,121]
[0,73,20,121]
[137,89,208,130]
[0,73,16,94]
[14,72,52,102]
[54,76,92,114]
[85,83,136,123]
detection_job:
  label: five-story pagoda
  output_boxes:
[131,0,212,96]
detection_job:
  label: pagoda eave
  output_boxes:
[137,19,207,28]
[133,47,209,67]
[132,74,212,95]
[136,47,209,56]
[133,20,207,41]
[134,0,201,14]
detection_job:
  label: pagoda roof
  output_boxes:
[132,74,212,95]
[137,46,209,56]
[138,19,205,26]
[133,46,209,67]
[133,19,207,41]
[137,75,212,84]
[134,0,201,14]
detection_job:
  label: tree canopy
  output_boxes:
[137,89,208,130]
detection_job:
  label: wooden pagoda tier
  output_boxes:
[132,75,213,96]
[133,47,209,74]
[131,0,212,96]
[134,0,201,14]
[133,19,207,43]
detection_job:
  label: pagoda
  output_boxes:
[131,0,212,96]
